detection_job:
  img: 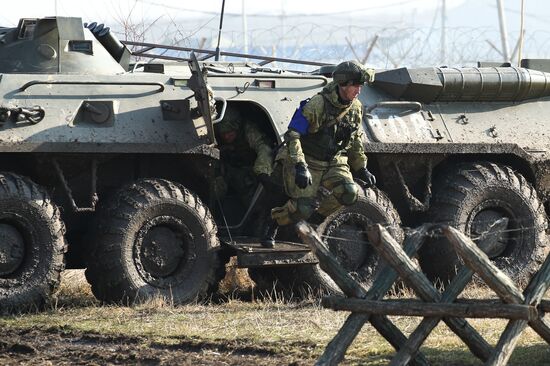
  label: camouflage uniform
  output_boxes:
[271,62,375,226]
[214,109,273,206]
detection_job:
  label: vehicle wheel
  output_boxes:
[0,173,66,311]
[250,187,403,296]
[85,179,220,305]
[420,162,548,285]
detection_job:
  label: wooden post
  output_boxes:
[322,296,536,319]
[369,315,428,366]
[529,318,550,344]
[523,246,550,304]
[443,226,550,364]
[538,300,550,312]
[299,217,549,366]
[442,226,524,304]
[524,248,550,343]
[367,224,492,362]
[489,240,550,364]
[296,221,430,366]
[390,218,509,365]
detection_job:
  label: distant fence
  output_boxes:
[296,219,550,365]
[118,18,550,69]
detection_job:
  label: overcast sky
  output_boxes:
[2,0,547,67]
[0,0,469,25]
[0,1,542,31]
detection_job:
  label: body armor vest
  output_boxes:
[300,94,357,161]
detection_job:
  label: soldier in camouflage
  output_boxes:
[262,60,376,246]
[214,106,274,211]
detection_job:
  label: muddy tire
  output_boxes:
[420,162,548,285]
[250,187,403,296]
[85,179,220,305]
[0,173,66,312]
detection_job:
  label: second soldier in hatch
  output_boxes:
[214,106,274,206]
[214,106,281,248]
[262,60,376,246]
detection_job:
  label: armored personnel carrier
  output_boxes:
[0,16,548,310]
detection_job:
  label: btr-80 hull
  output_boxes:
[0,16,548,310]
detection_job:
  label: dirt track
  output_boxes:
[0,326,310,366]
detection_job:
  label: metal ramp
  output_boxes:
[223,237,318,268]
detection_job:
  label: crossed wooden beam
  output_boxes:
[295,219,550,366]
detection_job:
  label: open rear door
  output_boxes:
[188,52,216,144]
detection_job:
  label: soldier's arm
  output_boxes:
[347,105,368,171]
[285,96,324,165]
[301,96,324,134]
[244,122,274,175]
[284,130,305,165]
[348,128,368,171]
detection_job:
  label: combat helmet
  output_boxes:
[332,60,375,86]
[216,107,242,134]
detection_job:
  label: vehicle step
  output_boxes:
[223,237,318,268]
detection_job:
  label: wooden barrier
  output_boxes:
[295,219,550,366]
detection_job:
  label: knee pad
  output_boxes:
[335,182,358,206]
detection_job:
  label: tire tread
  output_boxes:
[85,178,220,305]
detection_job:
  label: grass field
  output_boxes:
[0,268,549,365]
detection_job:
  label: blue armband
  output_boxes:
[288,98,310,135]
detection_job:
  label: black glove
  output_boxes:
[354,167,376,188]
[295,163,313,189]
[257,173,272,188]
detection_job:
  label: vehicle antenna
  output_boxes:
[517,0,525,66]
[215,0,226,61]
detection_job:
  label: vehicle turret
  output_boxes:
[0,17,129,74]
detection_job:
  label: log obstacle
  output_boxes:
[295,219,550,366]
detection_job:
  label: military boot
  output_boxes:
[260,219,278,248]
[308,211,326,225]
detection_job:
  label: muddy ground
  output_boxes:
[0,326,310,366]
[2,269,549,365]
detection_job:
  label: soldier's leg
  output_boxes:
[271,196,319,225]
[270,161,322,226]
[317,163,358,217]
[225,165,258,207]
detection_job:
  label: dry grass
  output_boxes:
[50,269,99,309]
[1,269,549,365]
[217,256,256,295]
